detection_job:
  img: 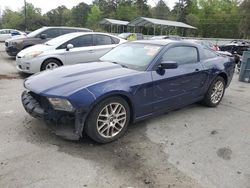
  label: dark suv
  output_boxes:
[5,26,92,56]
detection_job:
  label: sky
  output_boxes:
[0,0,178,14]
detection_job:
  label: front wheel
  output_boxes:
[85,97,130,143]
[41,59,62,71]
[202,76,226,107]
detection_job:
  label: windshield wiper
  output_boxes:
[111,62,128,68]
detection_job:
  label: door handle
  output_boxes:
[195,68,200,72]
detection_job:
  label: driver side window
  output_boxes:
[162,46,198,65]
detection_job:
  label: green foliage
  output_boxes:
[69,2,90,27]
[87,5,102,29]
[0,0,249,39]
[46,6,71,26]
[151,0,170,20]
[1,9,23,29]
[116,1,137,21]
[197,0,240,38]
[239,0,250,38]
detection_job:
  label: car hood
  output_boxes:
[24,62,139,96]
[6,35,27,42]
[17,44,52,57]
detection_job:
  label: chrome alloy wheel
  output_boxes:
[97,103,127,138]
[45,62,59,70]
[211,80,224,104]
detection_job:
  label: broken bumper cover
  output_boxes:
[21,91,87,140]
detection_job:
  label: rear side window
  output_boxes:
[93,35,112,46]
[111,37,120,44]
[162,46,198,65]
[42,29,60,38]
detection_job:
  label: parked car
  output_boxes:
[16,32,125,74]
[5,26,92,56]
[0,29,26,42]
[118,33,144,41]
[219,43,250,72]
[151,35,182,40]
[186,39,220,51]
[21,40,235,143]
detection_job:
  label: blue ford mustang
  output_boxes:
[22,40,235,143]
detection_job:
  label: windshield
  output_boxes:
[100,43,162,71]
[45,33,77,46]
[27,27,47,38]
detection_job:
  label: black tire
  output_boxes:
[41,59,62,71]
[85,96,130,143]
[202,76,226,107]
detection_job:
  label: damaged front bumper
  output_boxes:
[21,91,87,140]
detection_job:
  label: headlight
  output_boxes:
[10,39,23,46]
[48,98,74,112]
[23,51,43,59]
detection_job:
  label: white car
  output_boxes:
[16,32,126,74]
[0,29,26,42]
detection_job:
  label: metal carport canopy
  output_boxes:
[128,17,197,29]
[99,18,129,26]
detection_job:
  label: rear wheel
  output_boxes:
[202,76,225,107]
[41,59,62,71]
[85,97,130,143]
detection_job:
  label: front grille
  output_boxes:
[29,92,51,109]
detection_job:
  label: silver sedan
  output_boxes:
[16,32,126,74]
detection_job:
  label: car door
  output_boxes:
[92,34,117,58]
[34,28,61,45]
[64,34,96,65]
[0,30,11,41]
[151,45,208,111]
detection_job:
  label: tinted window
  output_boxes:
[42,29,60,38]
[94,35,112,45]
[59,35,93,48]
[203,48,218,59]
[60,29,76,35]
[162,46,198,65]
[236,46,249,55]
[220,45,233,52]
[111,37,120,44]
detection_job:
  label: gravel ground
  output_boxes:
[0,43,249,188]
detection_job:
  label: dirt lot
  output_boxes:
[0,43,250,188]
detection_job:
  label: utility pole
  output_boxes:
[24,0,27,31]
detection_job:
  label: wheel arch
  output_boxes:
[40,57,63,71]
[87,92,135,123]
[217,72,228,86]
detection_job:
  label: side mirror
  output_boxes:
[66,44,74,51]
[159,60,178,69]
[40,34,47,39]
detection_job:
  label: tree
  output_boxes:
[46,6,71,26]
[239,0,250,38]
[87,5,102,29]
[1,9,23,29]
[70,2,90,27]
[93,0,117,18]
[21,3,47,30]
[151,0,170,20]
[116,1,137,21]
[134,0,151,17]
